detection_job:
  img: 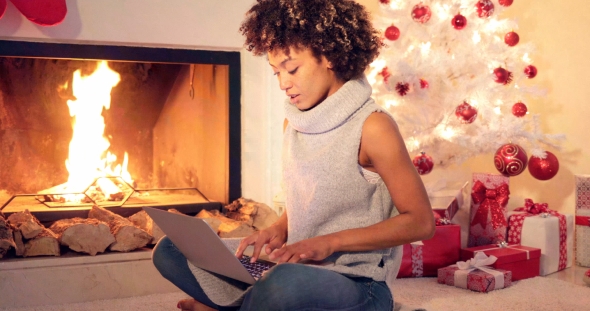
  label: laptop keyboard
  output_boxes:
[238,255,275,280]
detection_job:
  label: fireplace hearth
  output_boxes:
[0,40,241,224]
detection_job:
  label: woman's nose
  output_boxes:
[279,76,292,91]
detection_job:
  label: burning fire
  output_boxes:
[44,61,134,203]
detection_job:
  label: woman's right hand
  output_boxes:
[235,221,287,263]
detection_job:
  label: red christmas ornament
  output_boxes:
[411,3,432,24]
[528,151,559,180]
[493,67,513,85]
[475,0,495,18]
[499,0,514,7]
[504,31,520,46]
[413,151,434,175]
[379,0,390,4]
[455,102,478,124]
[380,67,391,83]
[524,65,538,78]
[395,82,410,96]
[494,144,528,177]
[385,25,400,41]
[512,102,528,117]
[452,13,467,30]
[420,78,429,89]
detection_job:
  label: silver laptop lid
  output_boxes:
[143,207,256,284]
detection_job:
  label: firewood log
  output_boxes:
[196,208,254,237]
[23,228,60,257]
[13,230,25,256]
[0,217,16,258]
[128,210,164,244]
[7,210,43,239]
[49,218,115,256]
[88,205,152,252]
[225,198,279,230]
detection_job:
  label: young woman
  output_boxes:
[153,1,435,310]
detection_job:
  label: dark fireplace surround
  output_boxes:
[0,40,241,224]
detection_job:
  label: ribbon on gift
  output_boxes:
[576,216,590,226]
[453,252,505,290]
[471,180,510,230]
[410,241,424,277]
[508,198,567,270]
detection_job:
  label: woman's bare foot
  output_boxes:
[177,298,216,311]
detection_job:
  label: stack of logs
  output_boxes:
[0,198,279,259]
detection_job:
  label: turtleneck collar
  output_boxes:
[284,76,372,134]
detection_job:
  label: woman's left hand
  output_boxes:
[268,235,337,263]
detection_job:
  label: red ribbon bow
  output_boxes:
[471,180,510,230]
[514,198,550,215]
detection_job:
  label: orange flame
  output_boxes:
[61,61,133,199]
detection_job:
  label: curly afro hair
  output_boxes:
[240,0,383,81]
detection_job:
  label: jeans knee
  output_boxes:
[152,236,175,273]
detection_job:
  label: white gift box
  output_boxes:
[508,212,574,276]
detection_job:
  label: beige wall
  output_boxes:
[358,0,590,214]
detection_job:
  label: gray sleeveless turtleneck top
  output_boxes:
[283,76,402,285]
[186,76,402,308]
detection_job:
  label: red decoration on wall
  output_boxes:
[0,0,67,26]
[0,0,7,19]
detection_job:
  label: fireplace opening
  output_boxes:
[0,41,241,225]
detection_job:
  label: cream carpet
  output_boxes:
[1,277,589,311]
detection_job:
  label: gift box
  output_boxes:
[507,199,574,275]
[575,209,590,267]
[397,224,461,278]
[575,175,590,266]
[468,173,510,247]
[430,182,468,221]
[460,243,540,280]
[575,175,590,210]
[437,252,512,292]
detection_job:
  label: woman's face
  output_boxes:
[268,47,345,111]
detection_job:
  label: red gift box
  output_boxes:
[437,264,512,292]
[468,173,510,247]
[460,244,540,281]
[398,224,461,278]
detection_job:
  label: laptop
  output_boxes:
[143,206,275,284]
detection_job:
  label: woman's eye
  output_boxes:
[288,67,298,74]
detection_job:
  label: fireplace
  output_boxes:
[0,40,242,224]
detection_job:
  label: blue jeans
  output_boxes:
[153,236,393,311]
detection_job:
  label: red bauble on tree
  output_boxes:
[493,67,513,85]
[512,102,528,117]
[524,65,538,78]
[413,151,434,175]
[380,67,391,83]
[475,0,495,18]
[452,13,467,30]
[504,31,520,46]
[494,144,528,177]
[385,25,400,41]
[411,3,431,24]
[499,0,514,7]
[379,0,390,4]
[528,151,559,180]
[455,101,478,124]
[395,82,410,96]
[420,78,429,89]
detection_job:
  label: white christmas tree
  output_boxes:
[368,0,564,178]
